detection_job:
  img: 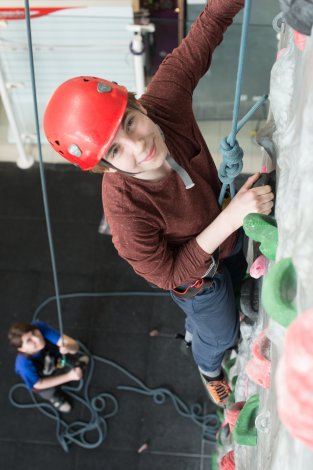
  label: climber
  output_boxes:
[8,321,88,413]
[43,0,274,407]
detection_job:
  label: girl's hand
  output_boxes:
[224,172,275,231]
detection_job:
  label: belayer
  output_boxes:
[8,321,88,412]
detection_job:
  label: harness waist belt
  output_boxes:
[171,248,219,300]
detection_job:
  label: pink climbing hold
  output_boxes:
[276,47,287,60]
[246,329,271,389]
[260,165,268,174]
[244,377,249,399]
[293,30,306,51]
[220,450,235,470]
[226,401,245,432]
[250,255,267,279]
[276,309,313,450]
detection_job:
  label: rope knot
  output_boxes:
[218,136,244,184]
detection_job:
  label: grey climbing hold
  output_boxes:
[240,276,260,322]
[279,0,313,36]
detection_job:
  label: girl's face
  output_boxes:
[103,106,169,179]
[18,329,45,355]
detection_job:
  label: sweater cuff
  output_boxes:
[183,237,215,279]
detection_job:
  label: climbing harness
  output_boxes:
[171,248,219,299]
[172,277,214,300]
[218,0,268,206]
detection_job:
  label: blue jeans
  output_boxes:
[171,230,247,374]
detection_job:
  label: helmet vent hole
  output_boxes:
[59,150,64,155]
[54,140,60,146]
[83,78,90,82]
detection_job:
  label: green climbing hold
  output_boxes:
[223,357,236,381]
[231,375,238,389]
[243,213,278,260]
[211,451,218,470]
[233,394,259,446]
[262,257,297,327]
[227,374,238,408]
[227,390,236,408]
[216,407,225,425]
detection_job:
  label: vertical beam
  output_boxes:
[0,66,33,168]
[177,0,185,44]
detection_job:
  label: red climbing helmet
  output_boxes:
[43,76,128,170]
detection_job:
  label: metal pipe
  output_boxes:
[127,23,155,98]
[0,66,33,169]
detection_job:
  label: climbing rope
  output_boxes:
[218,0,268,206]
[24,0,65,353]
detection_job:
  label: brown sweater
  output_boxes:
[102,0,244,290]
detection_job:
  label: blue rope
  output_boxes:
[33,291,169,320]
[218,0,268,205]
[24,0,65,347]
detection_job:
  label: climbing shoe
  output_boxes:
[200,371,231,408]
[50,394,71,413]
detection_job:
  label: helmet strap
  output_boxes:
[99,159,144,176]
[100,155,195,189]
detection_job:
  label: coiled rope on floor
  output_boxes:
[9,340,118,452]
[10,339,219,451]
[218,0,268,206]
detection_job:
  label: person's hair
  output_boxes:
[90,91,143,175]
[8,322,37,349]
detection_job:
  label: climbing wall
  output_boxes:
[215,15,313,470]
[265,20,313,469]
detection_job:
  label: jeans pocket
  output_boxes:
[192,282,217,315]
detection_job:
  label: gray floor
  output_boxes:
[0,162,220,470]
